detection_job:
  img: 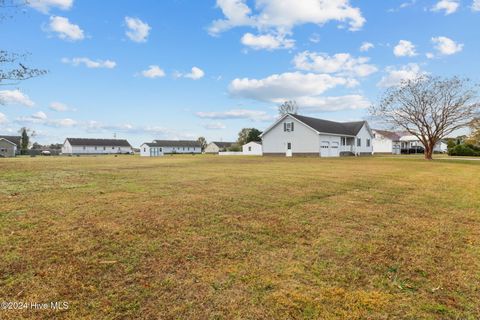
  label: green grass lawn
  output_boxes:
[1,155,479,319]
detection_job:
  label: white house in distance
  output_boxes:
[372,130,403,154]
[372,130,448,154]
[0,135,21,157]
[261,113,373,157]
[62,138,133,155]
[140,140,202,157]
[242,141,263,155]
[204,141,235,154]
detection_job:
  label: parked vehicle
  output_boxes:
[41,150,52,156]
[401,146,425,154]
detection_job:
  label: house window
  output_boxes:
[341,137,346,146]
[367,139,371,147]
[143,148,146,152]
[94,146,97,150]
[83,146,86,150]
[103,146,106,150]
[112,147,115,149]
[287,142,292,150]
[159,148,162,152]
[357,138,361,147]
[284,122,294,132]
[248,146,252,151]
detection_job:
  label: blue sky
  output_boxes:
[0,0,479,146]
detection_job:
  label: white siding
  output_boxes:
[205,143,220,154]
[372,132,394,154]
[62,141,132,155]
[262,115,320,155]
[140,144,201,157]
[242,142,263,155]
[354,124,374,155]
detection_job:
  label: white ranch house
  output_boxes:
[140,140,202,157]
[261,113,373,157]
[62,138,133,155]
[372,130,448,154]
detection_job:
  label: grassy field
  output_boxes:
[0,155,479,319]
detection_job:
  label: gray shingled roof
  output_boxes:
[0,136,21,148]
[289,114,366,136]
[149,140,202,148]
[211,141,235,148]
[66,138,131,147]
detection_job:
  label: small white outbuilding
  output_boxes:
[242,141,263,155]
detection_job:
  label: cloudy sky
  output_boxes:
[0,0,479,146]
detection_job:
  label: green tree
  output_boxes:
[19,127,29,154]
[197,137,207,152]
[247,128,262,143]
[237,128,262,145]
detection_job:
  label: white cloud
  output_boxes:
[431,0,460,15]
[141,65,166,78]
[17,112,77,127]
[32,111,48,120]
[180,67,205,80]
[378,63,425,87]
[48,16,84,41]
[28,0,73,13]
[241,32,294,50]
[196,109,273,122]
[393,40,417,57]
[0,112,7,124]
[228,72,359,111]
[473,0,480,11]
[209,0,366,35]
[125,17,151,43]
[431,36,463,55]
[0,90,35,107]
[309,33,321,43]
[293,51,377,77]
[296,95,370,112]
[204,122,227,129]
[49,102,70,112]
[62,57,116,69]
[360,42,374,52]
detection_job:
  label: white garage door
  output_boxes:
[320,141,330,157]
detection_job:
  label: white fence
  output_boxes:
[218,151,244,156]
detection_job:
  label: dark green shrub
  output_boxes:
[448,144,480,156]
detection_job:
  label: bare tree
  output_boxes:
[0,51,47,86]
[278,100,299,115]
[371,75,479,160]
[0,0,47,94]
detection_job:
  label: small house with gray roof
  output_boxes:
[140,140,202,157]
[260,113,373,157]
[204,141,236,154]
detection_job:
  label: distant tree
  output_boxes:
[467,118,480,146]
[237,128,250,146]
[19,127,34,154]
[227,144,241,152]
[371,76,479,160]
[246,128,262,143]
[237,128,262,145]
[31,142,42,150]
[197,137,207,152]
[278,100,299,115]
